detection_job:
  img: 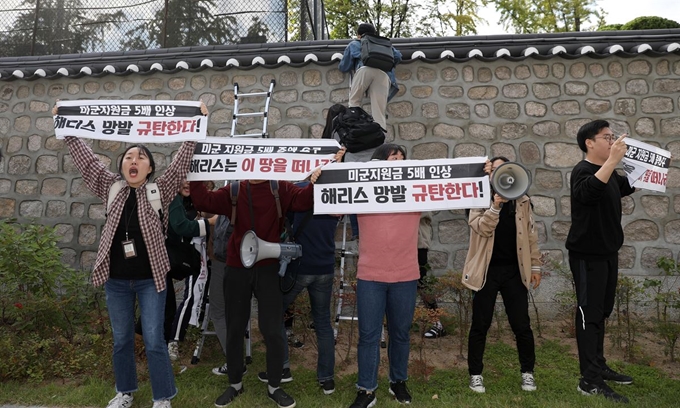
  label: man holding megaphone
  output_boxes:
[189,149,343,408]
[462,156,542,395]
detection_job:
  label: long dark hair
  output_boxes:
[118,144,156,180]
[322,104,347,139]
[371,143,407,160]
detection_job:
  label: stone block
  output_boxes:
[302,90,326,103]
[535,168,563,189]
[622,194,634,215]
[614,98,636,116]
[462,66,474,82]
[191,75,206,90]
[501,123,528,140]
[198,92,216,107]
[326,69,344,85]
[41,178,67,196]
[623,220,659,241]
[438,86,464,99]
[78,224,97,246]
[81,251,98,270]
[532,83,560,99]
[0,179,9,193]
[175,91,194,100]
[494,102,520,119]
[210,108,232,124]
[468,86,498,100]
[411,86,433,98]
[593,80,621,97]
[71,202,84,218]
[445,103,470,119]
[552,100,580,115]
[232,75,257,87]
[656,60,670,75]
[273,90,298,103]
[625,79,649,95]
[14,115,30,132]
[584,99,611,114]
[552,63,565,79]
[422,102,439,118]
[641,247,673,271]
[55,224,74,243]
[395,68,411,81]
[588,63,604,77]
[660,118,680,137]
[12,102,25,113]
[525,101,547,117]
[274,124,302,138]
[141,78,163,90]
[432,123,464,139]
[641,195,669,218]
[8,155,30,175]
[417,67,437,82]
[303,70,322,87]
[569,62,586,78]
[15,179,38,195]
[519,142,540,164]
[330,88,349,103]
[474,104,490,118]
[468,124,496,140]
[19,200,43,217]
[0,198,15,217]
[619,246,635,269]
[36,117,53,132]
[27,135,41,151]
[653,79,680,93]
[665,219,680,244]
[490,143,516,161]
[560,196,570,216]
[544,143,583,168]
[260,74,275,88]
[168,77,186,90]
[515,65,531,79]
[551,221,570,241]
[0,117,10,135]
[66,83,79,94]
[495,66,511,80]
[532,121,560,138]
[441,67,458,81]
[219,89,235,105]
[535,221,547,244]
[48,84,63,97]
[532,196,556,216]
[387,101,413,118]
[210,74,229,89]
[564,81,588,95]
[563,119,590,139]
[641,97,673,114]
[454,143,486,158]
[286,106,314,119]
[478,67,492,82]
[412,142,449,159]
[34,83,45,96]
[429,250,449,270]
[439,219,469,244]
[398,122,426,140]
[70,178,95,198]
[46,200,66,217]
[502,83,528,98]
[627,60,652,75]
[533,64,549,78]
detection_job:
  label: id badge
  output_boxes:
[122,239,137,259]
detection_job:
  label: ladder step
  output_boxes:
[234,112,265,118]
[337,316,358,321]
[231,133,267,138]
[237,91,269,98]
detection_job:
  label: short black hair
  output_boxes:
[371,143,406,160]
[118,144,156,180]
[489,156,510,164]
[577,120,610,152]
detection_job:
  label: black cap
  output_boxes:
[357,23,376,36]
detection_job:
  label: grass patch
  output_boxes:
[1,339,679,407]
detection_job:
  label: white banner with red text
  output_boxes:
[187,137,341,181]
[53,100,207,142]
[622,138,671,193]
[313,157,490,214]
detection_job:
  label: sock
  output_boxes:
[231,382,242,391]
[268,385,279,394]
[123,393,132,397]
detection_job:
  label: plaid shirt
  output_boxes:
[65,136,196,292]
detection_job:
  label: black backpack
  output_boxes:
[333,107,385,153]
[212,215,234,263]
[360,34,395,72]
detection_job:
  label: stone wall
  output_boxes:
[1,55,680,312]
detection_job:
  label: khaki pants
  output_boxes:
[349,66,390,130]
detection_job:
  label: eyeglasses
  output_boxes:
[594,134,618,143]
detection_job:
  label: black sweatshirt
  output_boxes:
[566,160,635,260]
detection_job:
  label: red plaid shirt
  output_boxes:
[65,136,196,292]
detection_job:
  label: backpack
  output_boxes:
[212,215,233,263]
[360,34,395,72]
[333,107,385,153]
[107,180,200,280]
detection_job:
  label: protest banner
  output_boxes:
[313,157,489,214]
[53,100,207,142]
[187,137,341,181]
[622,138,671,193]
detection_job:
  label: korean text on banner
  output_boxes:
[53,100,207,143]
[622,138,671,193]
[313,157,490,214]
[187,137,341,181]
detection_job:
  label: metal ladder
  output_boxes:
[230,79,276,138]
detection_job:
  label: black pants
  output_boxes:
[417,248,438,309]
[225,263,284,386]
[569,255,618,382]
[467,264,535,375]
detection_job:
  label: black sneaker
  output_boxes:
[320,379,335,395]
[212,363,248,376]
[268,388,296,408]
[350,390,376,408]
[577,378,629,404]
[424,323,447,339]
[214,386,244,407]
[389,380,412,404]
[258,368,293,383]
[601,366,633,385]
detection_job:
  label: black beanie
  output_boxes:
[357,23,376,36]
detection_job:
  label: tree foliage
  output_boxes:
[492,0,599,33]
[621,16,680,30]
[121,0,238,49]
[324,0,488,38]
[0,0,123,57]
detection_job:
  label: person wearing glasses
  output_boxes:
[567,120,635,404]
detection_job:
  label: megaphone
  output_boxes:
[490,162,532,200]
[240,230,302,277]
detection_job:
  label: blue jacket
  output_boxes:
[338,38,402,102]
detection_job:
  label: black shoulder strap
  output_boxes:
[230,181,239,226]
[269,180,282,220]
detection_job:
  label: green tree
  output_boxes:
[493,0,599,33]
[122,0,238,49]
[621,16,680,30]
[0,0,123,57]
[418,0,488,37]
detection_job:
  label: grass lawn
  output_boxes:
[1,339,679,408]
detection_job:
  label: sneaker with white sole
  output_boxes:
[212,363,248,376]
[320,379,335,395]
[424,322,447,339]
[389,380,412,404]
[577,378,629,403]
[268,388,296,408]
[601,366,633,385]
[349,390,376,408]
[152,399,171,408]
[106,393,134,408]
[214,386,244,407]
[258,367,293,383]
[521,372,537,391]
[469,374,485,393]
[167,341,179,361]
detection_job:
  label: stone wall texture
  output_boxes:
[1,55,680,313]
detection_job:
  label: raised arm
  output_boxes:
[154,141,196,206]
[64,136,119,202]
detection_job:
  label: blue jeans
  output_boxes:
[356,279,417,391]
[105,279,177,401]
[281,273,335,381]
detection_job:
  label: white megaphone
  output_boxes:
[490,162,532,201]
[240,230,303,277]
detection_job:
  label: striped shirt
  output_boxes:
[65,136,195,292]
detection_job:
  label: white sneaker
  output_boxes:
[106,392,133,408]
[168,341,179,361]
[521,372,537,391]
[212,363,228,375]
[152,399,171,408]
[469,375,485,393]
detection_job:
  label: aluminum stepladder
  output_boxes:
[230,79,276,138]
[333,216,386,346]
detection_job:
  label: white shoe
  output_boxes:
[168,341,179,361]
[212,363,228,375]
[106,393,133,408]
[521,372,537,391]
[469,375,485,393]
[152,399,171,408]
